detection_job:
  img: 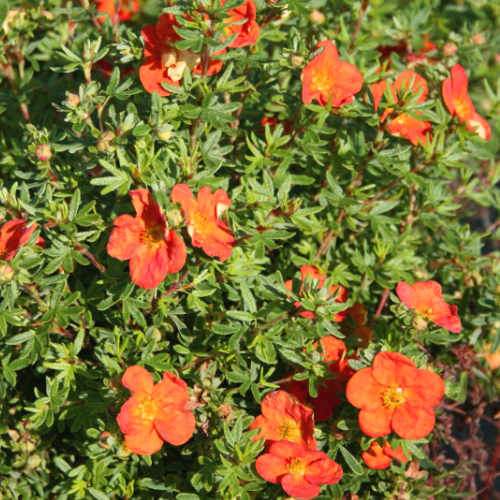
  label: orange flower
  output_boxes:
[256,441,343,500]
[116,366,195,455]
[396,280,462,333]
[284,265,348,322]
[361,441,409,470]
[301,40,363,107]
[171,184,235,261]
[0,219,38,261]
[371,69,432,145]
[139,14,224,97]
[222,0,260,48]
[346,352,445,439]
[95,0,139,24]
[107,189,186,289]
[249,390,317,449]
[442,64,491,140]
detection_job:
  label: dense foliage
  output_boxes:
[0,1,498,498]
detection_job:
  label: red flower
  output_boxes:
[346,351,445,439]
[442,64,491,140]
[361,441,409,470]
[222,0,260,48]
[0,219,38,261]
[284,265,348,322]
[116,365,195,455]
[95,0,139,24]
[256,441,343,500]
[171,184,235,261]
[396,280,462,333]
[249,390,317,450]
[371,70,432,145]
[107,189,186,289]
[140,14,224,97]
[301,41,363,107]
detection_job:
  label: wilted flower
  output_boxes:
[116,365,195,455]
[346,351,445,439]
[107,189,186,289]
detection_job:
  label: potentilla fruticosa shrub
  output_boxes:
[0,0,498,498]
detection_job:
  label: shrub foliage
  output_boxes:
[0,0,498,499]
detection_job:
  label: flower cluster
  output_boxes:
[107,186,234,289]
[250,390,343,499]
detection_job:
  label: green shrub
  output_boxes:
[0,1,498,498]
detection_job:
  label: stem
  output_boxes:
[374,288,390,318]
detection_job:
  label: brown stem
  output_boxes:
[374,288,390,318]
[74,244,106,273]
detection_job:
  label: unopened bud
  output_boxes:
[65,92,80,107]
[310,10,325,24]
[471,33,486,45]
[291,55,304,67]
[0,263,14,282]
[35,144,52,162]
[2,8,26,34]
[97,131,115,152]
[442,42,457,57]
[156,124,173,142]
[166,209,183,227]
[414,315,428,331]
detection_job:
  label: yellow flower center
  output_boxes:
[161,49,201,82]
[454,99,472,120]
[312,68,332,94]
[381,386,406,410]
[134,397,158,422]
[278,419,301,442]
[143,224,164,246]
[288,457,306,477]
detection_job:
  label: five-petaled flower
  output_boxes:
[0,219,39,261]
[346,351,444,439]
[95,0,139,24]
[361,441,410,470]
[442,63,491,141]
[249,390,317,450]
[116,365,196,455]
[301,40,363,107]
[396,280,462,333]
[285,265,349,322]
[107,189,186,289]
[371,69,432,145]
[256,441,343,500]
[140,14,224,97]
[222,0,260,48]
[171,183,235,261]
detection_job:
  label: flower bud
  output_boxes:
[35,144,52,162]
[471,33,486,45]
[65,92,80,107]
[97,131,115,152]
[442,42,457,56]
[414,315,428,331]
[156,124,173,142]
[310,10,325,24]
[0,263,14,282]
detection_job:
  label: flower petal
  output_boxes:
[392,403,435,439]
[255,453,288,484]
[358,406,393,437]
[281,474,320,500]
[346,367,384,410]
[124,427,163,456]
[154,408,195,446]
[121,365,154,394]
[372,351,417,387]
